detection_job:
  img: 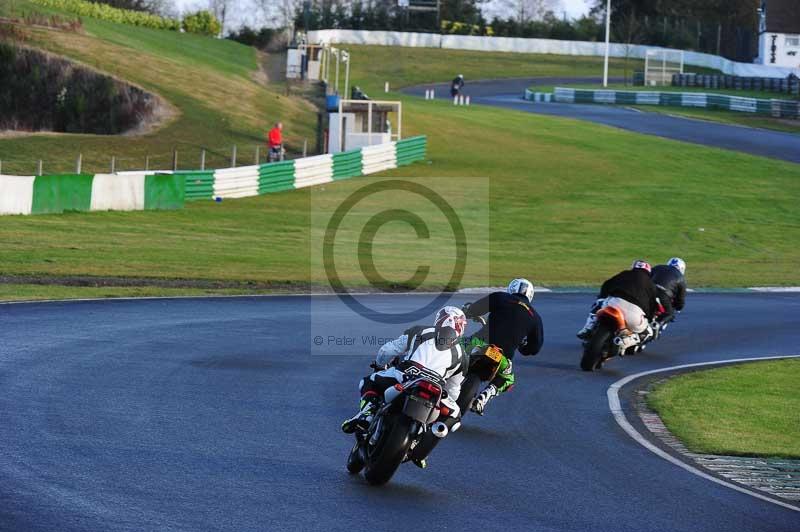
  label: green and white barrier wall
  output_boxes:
[537,88,800,118]
[178,136,426,202]
[0,136,427,215]
[0,171,183,216]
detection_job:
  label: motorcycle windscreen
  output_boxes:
[403,395,434,423]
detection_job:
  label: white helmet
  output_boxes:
[631,260,652,273]
[458,74,464,79]
[507,278,534,303]
[434,306,467,350]
[667,257,686,275]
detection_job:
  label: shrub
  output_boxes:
[182,10,220,36]
[29,0,180,30]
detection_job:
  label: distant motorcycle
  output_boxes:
[580,300,669,371]
[346,362,456,485]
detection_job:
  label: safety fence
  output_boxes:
[0,172,183,216]
[309,29,800,79]
[0,137,427,215]
[546,88,800,118]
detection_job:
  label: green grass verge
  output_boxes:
[0,284,270,301]
[647,359,800,459]
[630,106,800,134]
[346,44,645,89]
[2,27,800,299]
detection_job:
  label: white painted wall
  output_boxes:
[309,29,800,78]
[758,32,800,69]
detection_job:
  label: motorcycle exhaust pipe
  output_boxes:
[431,421,449,439]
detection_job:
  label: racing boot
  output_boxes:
[341,396,378,434]
[411,458,428,469]
[614,332,640,354]
[576,314,597,340]
[471,384,498,416]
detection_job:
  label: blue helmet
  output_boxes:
[667,257,686,275]
[507,278,534,303]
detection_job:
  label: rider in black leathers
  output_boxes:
[651,257,687,323]
[461,278,544,415]
[451,74,465,97]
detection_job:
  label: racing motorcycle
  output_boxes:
[580,300,668,371]
[346,362,457,485]
[408,324,504,463]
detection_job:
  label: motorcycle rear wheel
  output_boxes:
[364,415,415,485]
[580,324,612,371]
[457,373,482,418]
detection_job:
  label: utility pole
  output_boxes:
[603,0,612,87]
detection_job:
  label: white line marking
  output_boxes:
[1,286,798,306]
[748,287,800,293]
[608,355,800,514]
[0,291,485,306]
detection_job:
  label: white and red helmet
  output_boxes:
[631,260,652,273]
[434,306,467,351]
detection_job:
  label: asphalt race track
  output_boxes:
[1,293,799,531]
[402,78,800,164]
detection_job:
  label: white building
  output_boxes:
[757,0,800,69]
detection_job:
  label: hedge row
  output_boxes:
[30,0,180,30]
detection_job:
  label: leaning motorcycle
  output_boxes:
[346,363,456,485]
[408,338,504,464]
[579,302,637,371]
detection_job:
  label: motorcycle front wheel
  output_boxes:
[346,440,365,474]
[363,415,415,485]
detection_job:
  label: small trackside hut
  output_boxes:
[286,42,324,81]
[327,97,402,154]
[756,0,800,69]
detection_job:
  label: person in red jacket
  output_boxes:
[267,122,283,162]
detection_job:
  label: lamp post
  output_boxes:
[342,50,350,100]
[603,0,611,87]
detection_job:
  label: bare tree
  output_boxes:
[502,0,559,24]
[208,0,232,33]
[251,0,301,28]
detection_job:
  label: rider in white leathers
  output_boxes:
[341,306,468,467]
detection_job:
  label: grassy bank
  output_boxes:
[647,359,800,459]
[0,2,317,175]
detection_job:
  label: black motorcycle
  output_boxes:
[346,363,453,485]
[408,334,504,464]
